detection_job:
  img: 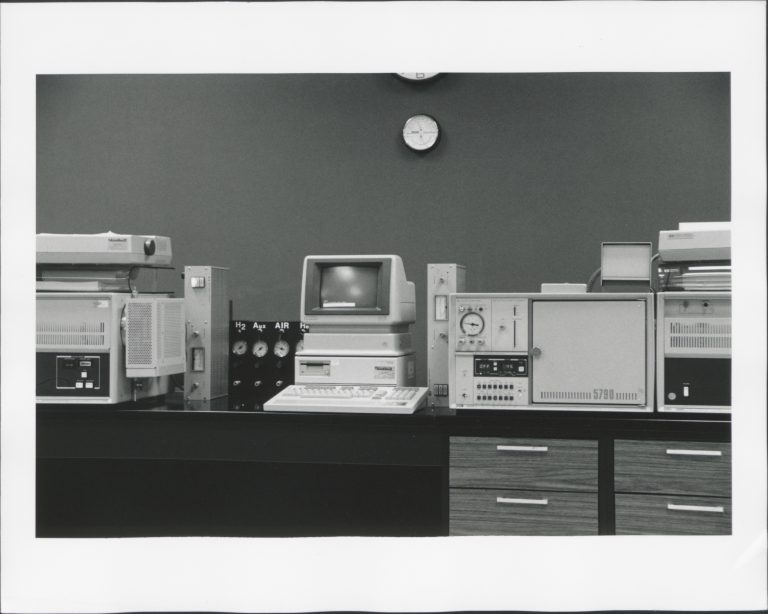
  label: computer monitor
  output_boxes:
[301,255,415,331]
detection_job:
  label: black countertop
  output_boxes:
[38,393,731,444]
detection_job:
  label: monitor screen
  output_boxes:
[303,257,392,316]
[320,265,379,308]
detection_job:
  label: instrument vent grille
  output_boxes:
[666,318,731,356]
[126,302,153,365]
[539,390,639,402]
[37,320,106,348]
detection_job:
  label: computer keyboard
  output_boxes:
[264,385,429,415]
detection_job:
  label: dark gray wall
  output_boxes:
[37,73,730,385]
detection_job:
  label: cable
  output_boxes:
[128,265,137,296]
[588,252,660,293]
[586,267,601,292]
[650,252,660,294]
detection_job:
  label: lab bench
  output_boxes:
[36,400,730,537]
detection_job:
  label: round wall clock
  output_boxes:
[396,72,440,82]
[402,114,440,152]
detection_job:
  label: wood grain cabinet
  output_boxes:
[449,437,598,535]
[614,439,731,535]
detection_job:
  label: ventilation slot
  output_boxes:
[539,390,638,402]
[37,320,106,349]
[126,303,153,365]
[666,318,731,356]
[615,391,639,401]
[540,391,593,401]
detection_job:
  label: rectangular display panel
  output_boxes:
[36,352,110,398]
[474,355,528,377]
[303,258,391,316]
[320,265,379,308]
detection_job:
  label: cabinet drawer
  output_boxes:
[449,488,598,535]
[614,440,730,496]
[450,437,597,491]
[615,493,731,535]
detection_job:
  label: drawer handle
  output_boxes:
[496,496,549,506]
[496,445,549,453]
[666,449,723,457]
[667,503,725,514]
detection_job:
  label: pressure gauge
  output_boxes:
[460,312,485,336]
[252,340,268,358]
[402,114,440,152]
[295,339,304,353]
[274,339,290,358]
[231,339,248,356]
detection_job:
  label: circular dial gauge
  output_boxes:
[273,339,290,358]
[252,340,268,358]
[231,339,248,356]
[402,114,440,152]
[460,312,485,336]
[396,72,440,82]
[295,339,304,353]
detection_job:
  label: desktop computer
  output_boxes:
[265,255,428,414]
[295,255,417,386]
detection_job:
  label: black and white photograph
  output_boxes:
[1,2,766,613]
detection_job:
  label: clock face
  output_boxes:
[396,72,440,82]
[273,339,290,358]
[403,114,440,152]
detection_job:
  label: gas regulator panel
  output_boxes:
[229,320,308,410]
[448,293,654,412]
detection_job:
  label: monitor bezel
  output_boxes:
[304,257,391,316]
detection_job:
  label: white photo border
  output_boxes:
[1,2,766,612]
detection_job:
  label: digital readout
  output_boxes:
[473,355,528,377]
